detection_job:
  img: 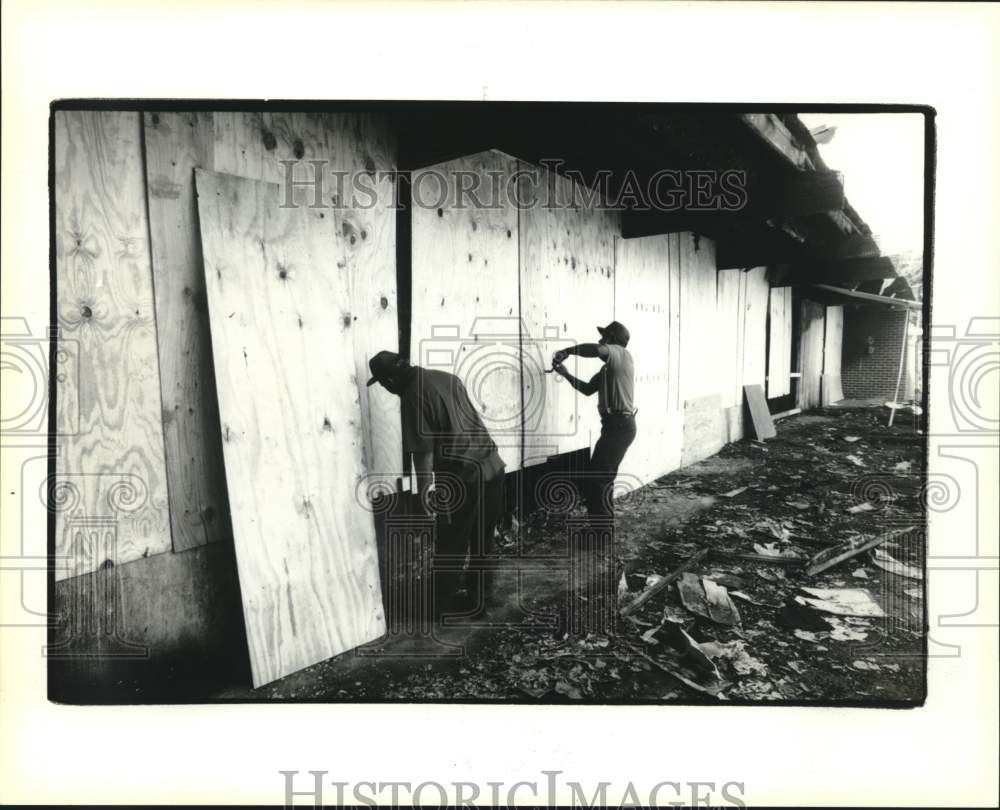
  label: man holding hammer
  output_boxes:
[552,320,637,521]
[367,350,505,616]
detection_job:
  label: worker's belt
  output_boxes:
[600,409,637,420]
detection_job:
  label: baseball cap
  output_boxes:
[366,350,406,386]
[597,320,630,346]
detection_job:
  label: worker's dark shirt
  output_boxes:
[400,367,505,482]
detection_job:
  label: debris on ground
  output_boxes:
[234,406,925,704]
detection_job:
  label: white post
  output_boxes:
[888,312,911,427]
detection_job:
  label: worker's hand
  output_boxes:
[552,349,569,365]
[552,362,568,377]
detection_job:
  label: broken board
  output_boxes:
[411,151,522,470]
[54,110,171,579]
[743,384,776,440]
[195,169,385,686]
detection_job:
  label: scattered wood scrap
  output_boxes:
[805,526,918,576]
[619,547,709,617]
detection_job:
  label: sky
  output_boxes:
[799,113,925,256]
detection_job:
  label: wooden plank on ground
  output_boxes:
[54,110,172,579]
[411,151,522,470]
[143,111,229,551]
[614,235,677,487]
[195,169,385,686]
[743,384,776,440]
[520,162,619,461]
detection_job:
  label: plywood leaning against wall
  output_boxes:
[54,110,171,580]
[410,151,522,470]
[768,286,793,398]
[798,299,826,410]
[519,163,618,463]
[212,112,401,484]
[143,112,229,551]
[195,169,385,687]
[822,305,845,405]
[614,235,681,488]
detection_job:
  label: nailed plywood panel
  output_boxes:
[144,111,229,551]
[717,269,746,409]
[717,269,747,442]
[822,305,845,405]
[678,233,720,402]
[411,151,522,469]
[742,267,770,388]
[823,305,844,375]
[195,169,385,686]
[54,110,171,580]
[681,394,726,467]
[666,234,683,412]
[614,235,679,487]
[520,163,619,462]
[212,112,402,482]
[798,299,826,410]
[768,286,793,398]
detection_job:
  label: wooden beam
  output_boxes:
[811,284,921,309]
[622,170,845,239]
[776,256,898,285]
[740,114,812,170]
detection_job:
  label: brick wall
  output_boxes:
[841,307,910,399]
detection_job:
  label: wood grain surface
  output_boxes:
[143,111,230,551]
[212,112,402,483]
[613,235,681,487]
[519,164,619,460]
[410,151,522,470]
[678,233,721,402]
[822,305,844,405]
[798,299,826,409]
[767,286,793,398]
[53,110,172,580]
[195,168,385,686]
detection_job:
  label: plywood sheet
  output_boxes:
[410,151,522,469]
[822,305,845,406]
[144,111,229,551]
[681,394,725,467]
[798,299,826,410]
[614,235,680,487]
[54,110,171,580]
[212,112,402,483]
[716,269,746,409]
[823,305,844,376]
[768,286,793,398]
[741,267,770,388]
[678,233,720,402]
[519,163,619,462]
[195,169,385,686]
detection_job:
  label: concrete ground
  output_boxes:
[216,405,926,704]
